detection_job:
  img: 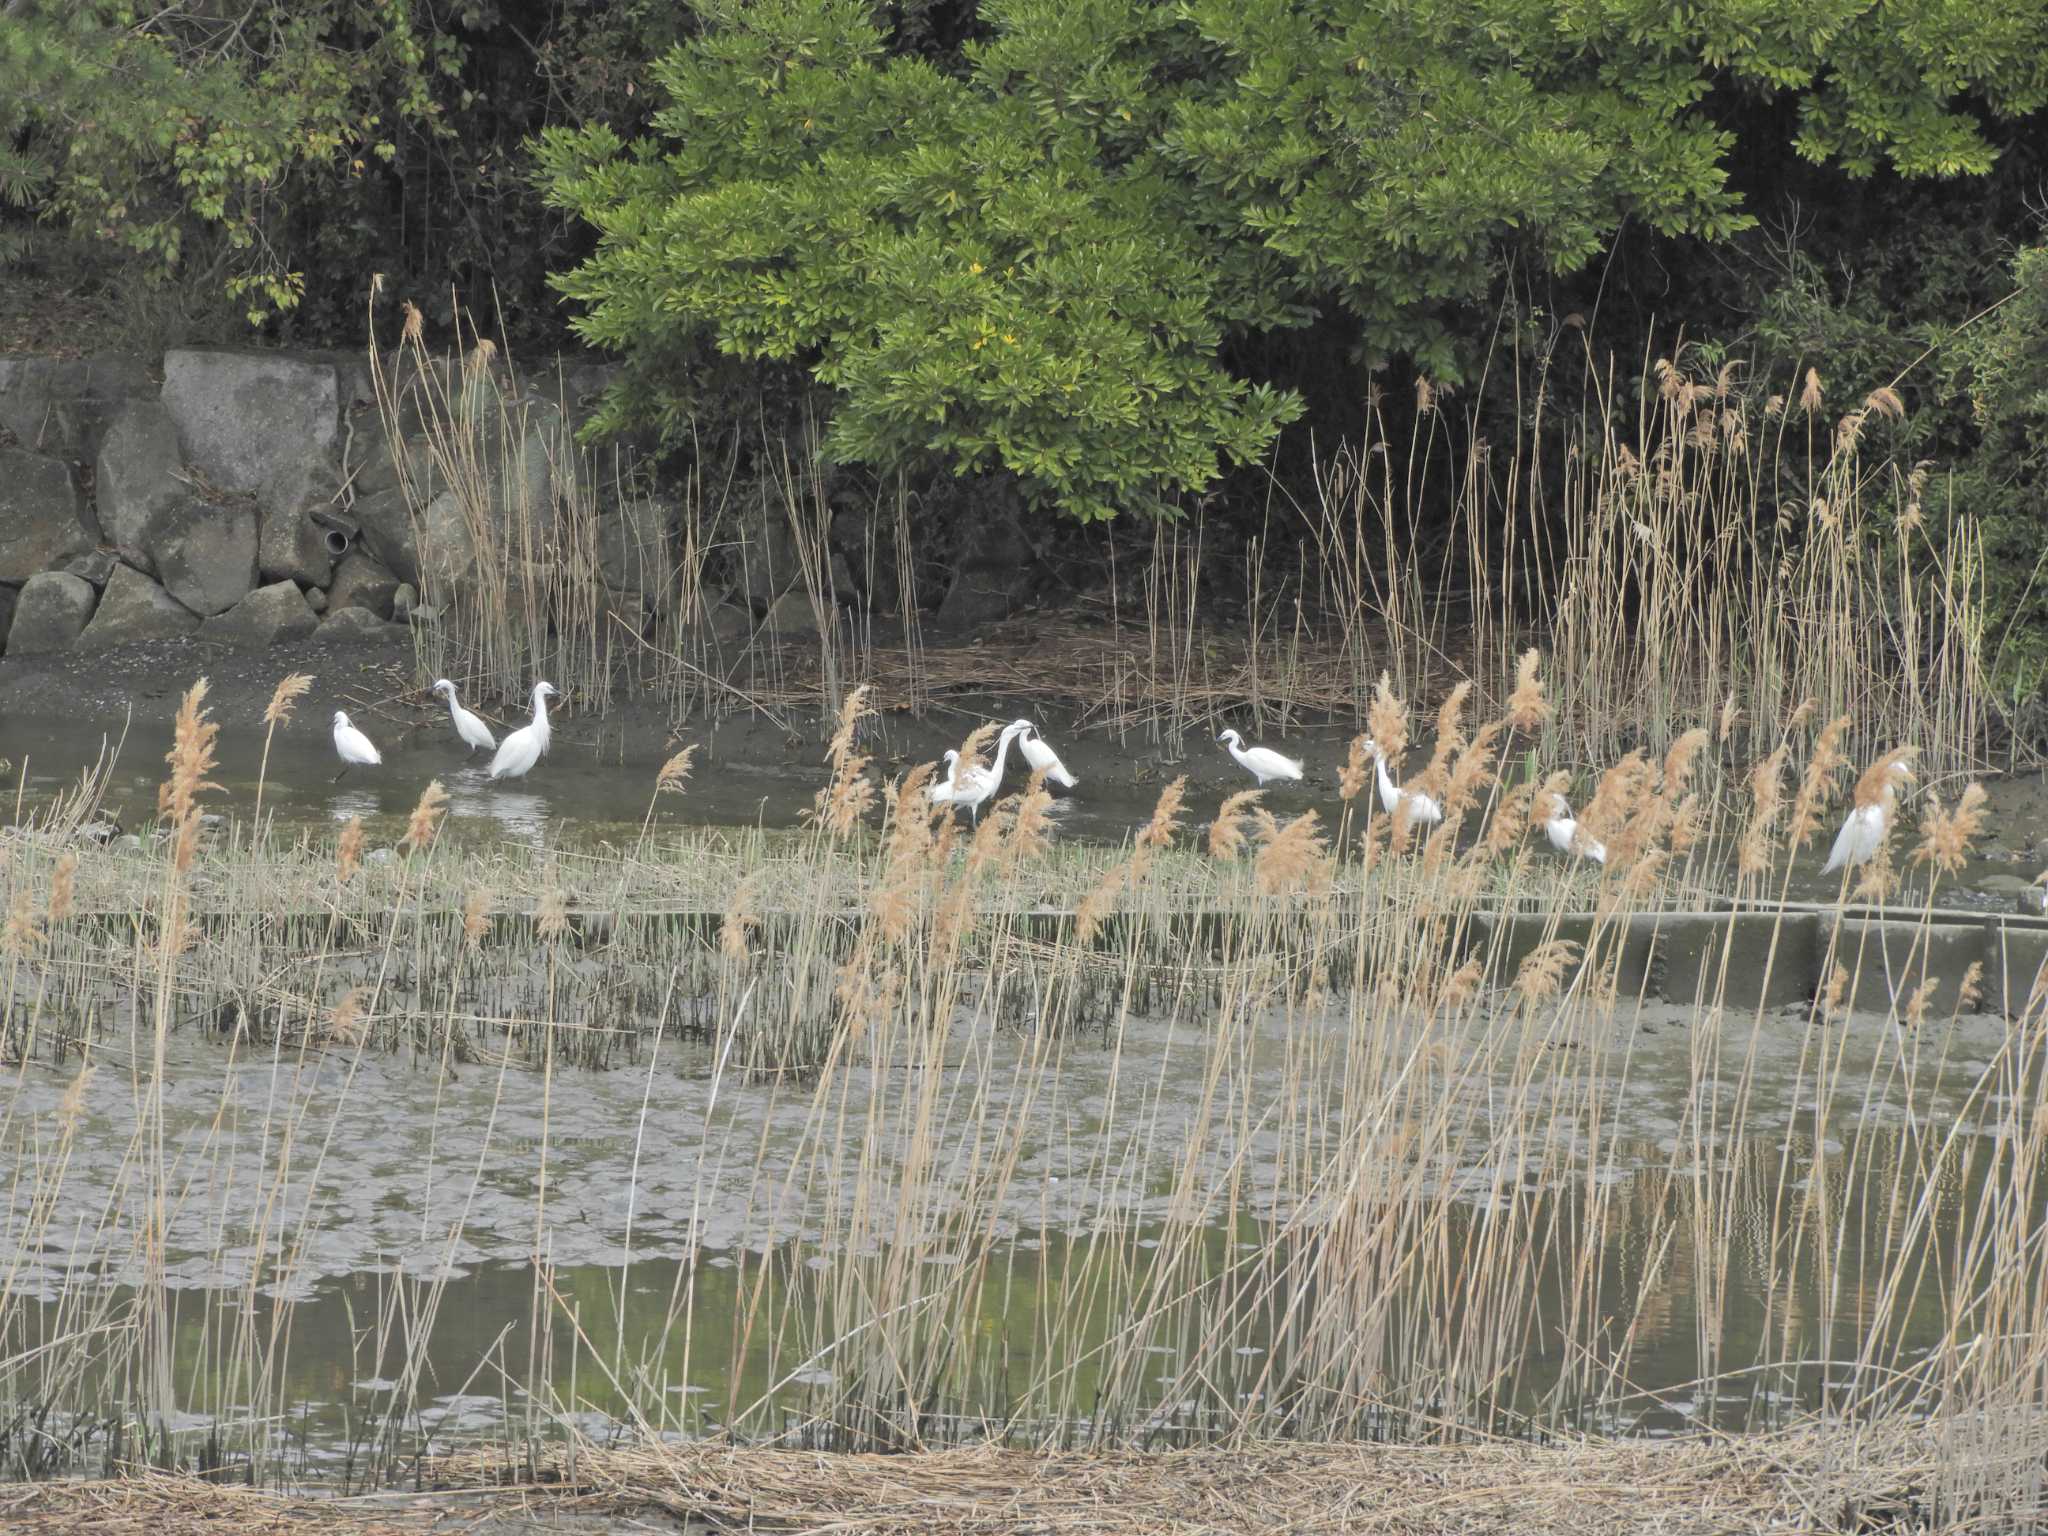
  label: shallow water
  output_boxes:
[2,990,2031,1468]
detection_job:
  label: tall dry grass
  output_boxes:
[0,661,2040,1533]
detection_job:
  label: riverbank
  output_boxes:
[9,1425,2028,1535]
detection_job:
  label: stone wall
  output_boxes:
[0,345,628,656]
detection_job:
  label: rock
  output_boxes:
[197,580,320,647]
[161,349,340,507]
[141,497,258,616]
[5,572,97,653]
[0,584,15,654]
[75,563,199,648]
[95,399,188,548]
[415,488,478,590]
[391,582,419,622]
[314,604,404,644]
[0,353,155,463]
[60,548,120,587]
[306,586,329,613]
[258,498,338,589]
[763,590,822,636]
[729,500,800,602]
[597,495,673,594]
[326,550,401,620]
[935,490,1037,631]
[0,447,91,581]
[351,484,420,586]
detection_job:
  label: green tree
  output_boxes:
[539,0,2047,521]
[0,0,440,323]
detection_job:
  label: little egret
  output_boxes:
[1543,801,1607,865]
[1216,729,1303,786]
[488,680,559,782]
[430,678,496,755]
[1008,719,1079,789]
[331,711,381,782]
[1363,738,1443,827]
[1823,758,1914,874]
[927,722,1028,821]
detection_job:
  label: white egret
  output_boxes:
[1008,719,1079,789]
[1216,728,1303,786]
[331,710,382,782]
[1823,757,1915,874]
[488,680,559,782]
[926,721,1028,821]
[1362,737,1442,826]
[1543,800,1607,865]
[430,678,497,755]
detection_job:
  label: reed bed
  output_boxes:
[358,298,1996,776]
[1,669,2045,1534]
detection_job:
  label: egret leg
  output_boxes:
[333,766,349,784]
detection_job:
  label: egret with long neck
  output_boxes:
[489,681,558,781]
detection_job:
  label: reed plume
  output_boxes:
[161,680,221,875]
[1913,782,1985,877]
[535,888,570,942]
[1255,810,1328,896]
[47,852,76,924]
[1007,770,1055,867]
[641,744,698,846]
[1369,673,1409,767]
[1515,940,1580,1004]
[721,875,761,966]
[1209,790,1261,862]
[1505,649,1552,733]
[1338,735,1370,802]
[402,779,450,854]
[1737,745,1790,877]
[461,886,493,945]
[1135,777,1187,858]
[336,817,365,883]
[814,685,877,838]
[254,672,313,829]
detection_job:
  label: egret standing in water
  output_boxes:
[1823,754,1915,874]
[1362,738,1443,827]
[927,721,1029,821]
[489,681,558,781]
[331,711,382,782]
[1008,719,1079,789]
[1543,799,1606,865]
[430,678,497,755]
[1216,729,1303,786]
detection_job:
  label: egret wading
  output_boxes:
[1362,737,1443,827]
[1009,719,1079,789]
[927,721,1029,821]
[1544,800,1607,865]
[331,711,382,782]
[1823,757,1915,874]
[489,681,559,781]
[1216,729,1303,786]
[431,679,497,755]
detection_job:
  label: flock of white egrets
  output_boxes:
[332,683,1902,876]
[331,679,558,782]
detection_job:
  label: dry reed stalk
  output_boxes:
[253,672,313,830]
[815,685,877,837]
[955,722,1000,782]
[46,851,76,924]
[1444,721,1501,817]
[1338,735,1370,801]
[160,680,221,875]
[1737,745,1790,877]
[1483,782,1537,856]
[1134,777,1187,864]
[535,889,570,942]
[721,876,762,966]
[1006,771,1054,867]
[324,986,370,1047]
[1788,715,1851,848]
[3,889,43,955]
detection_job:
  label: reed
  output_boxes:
[0,663,2042,1536]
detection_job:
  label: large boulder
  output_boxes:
[6,571,98,653]
[257,498,338,588]
[96,399,189,548]
[160,348,340,514]
[414,489,479,590]
[198,580,320,647]
[934,484,1037,632]
[142,498,258,617]
[314,604,404,644]
[728,498,801,603]
[597,495,674,595]
[0,447,90,581]
[74,563,199,649]
[327,550,400,620]
[350,484,419,585]
[0,353,155,463]
[0,584,16,654]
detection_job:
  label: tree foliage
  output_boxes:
[539,0,2047,521]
